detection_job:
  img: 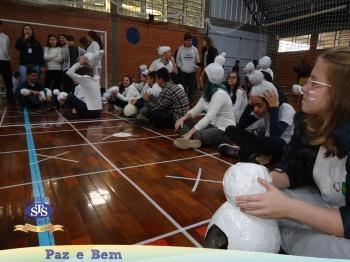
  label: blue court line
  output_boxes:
[23,108,55,246]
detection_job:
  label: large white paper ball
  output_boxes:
[124,103,138,117]
[206,163,281,253]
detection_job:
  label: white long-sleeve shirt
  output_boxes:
[0,32,10,61]
[87,41,101,69]
[189,89,236,131]
[116,84,141,102]
[232,88,248,123]
[176,45,200,74]
[149,58,174,73]
[66,63,102,111]
[44,46,62,70]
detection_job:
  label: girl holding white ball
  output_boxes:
[235,47,350,258]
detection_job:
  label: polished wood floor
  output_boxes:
[0,102,236,249]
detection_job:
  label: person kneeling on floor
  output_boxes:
[63,52,103,120]
[174,53,236,150]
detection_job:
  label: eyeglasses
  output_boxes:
[306,77,332,89]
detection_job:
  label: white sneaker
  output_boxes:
[174,138,201,150]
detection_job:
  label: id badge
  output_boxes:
[28,48,32,54]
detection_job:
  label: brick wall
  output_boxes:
[115,16,202,83]
[0,1,112,87]
[0,1,202,88]
[273,34,324,92]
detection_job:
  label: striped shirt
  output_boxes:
[147,81,190,120]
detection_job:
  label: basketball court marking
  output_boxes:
[191,168,202,192]
[56,110,203,247]
[135,219,211,245]
[32,151,78,165]
[0,154,219,191]
[0,124,135,137]
[0,134,177,155]
[0,117,124,128]
[0,107,7,126]
[103,111,233,167]
[166,175,222,184]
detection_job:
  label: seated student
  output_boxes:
[225,70,248,123]
[133,65,149,95]
[219,70,295,163]
[63,55,102,120]
[106,76,140,110]
[173,53,236,149]
[145,67,189,128]
[16,69,52,109]
[235,47,350,259]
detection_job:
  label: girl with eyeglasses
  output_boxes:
[235,47,350,258]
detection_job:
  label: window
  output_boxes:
[278,35,311,52]
[317,30,350,49]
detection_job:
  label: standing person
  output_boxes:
[0,20,14,104]
[149,46,178,74]
[86,31,103,76]
[145,68,190,128]
[174,53,235,149]
[200,35,218,69]
[176,32,200,103]
[232,59,240,73]
[61,35,86,93]
[57,34,67,48]
[293,57,311,85]
[235,47,350,259]
[15,24,44,84]
[44,34,62,91]
[219,70,295,163]
[79,36,89,50]
[199,35,218,89]
[225,70,247,123]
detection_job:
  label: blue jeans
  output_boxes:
[19,65,40,84]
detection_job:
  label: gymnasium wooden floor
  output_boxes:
[0,102,235,249]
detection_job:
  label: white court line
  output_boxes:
[0,134,177,155]
[135,219,211,245]
[56,110,203,247]
[166,175,222,184]
[0,124,135,137]
[0,117,124,128]
[32,151,78,165]
[104,111,233,167]
[191,168,202,192]
[0,154,220,191]
[0,107,7,126]
[119,153,217,171]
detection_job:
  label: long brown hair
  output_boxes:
[305,47,350,156]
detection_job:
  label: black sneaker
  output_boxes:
[218,144,240,158]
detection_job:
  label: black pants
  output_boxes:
[225,125,286,161]
[66,94,100,119]
[0,60,14,102]
[19,95,42,109]
[62,70,76,93]
[135,98,145,110]
[146,110,175,128]
[112,98,128,108]
[45,70,62,90]
[179,71,197,103]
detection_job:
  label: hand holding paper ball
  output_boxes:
[124,103,138,117]
[205,163,281,253]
